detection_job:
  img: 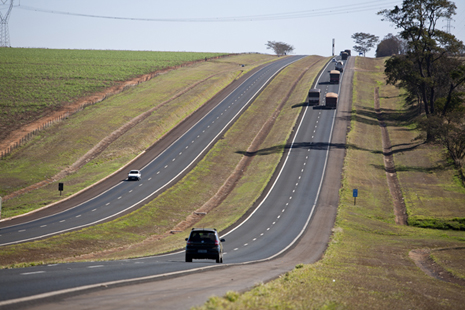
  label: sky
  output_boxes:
[2,0,465,57]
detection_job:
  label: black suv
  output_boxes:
[185,228,225,263]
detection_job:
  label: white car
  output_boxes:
[128,170,141,181]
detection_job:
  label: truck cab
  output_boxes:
[308,88,320,106]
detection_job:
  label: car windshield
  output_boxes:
[189,231,216,243]
[129,170,138,174]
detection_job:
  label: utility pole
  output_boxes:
[332,38,335,56]
[443,17,454,34]
[0,0,14,47]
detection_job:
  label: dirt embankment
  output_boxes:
[374,87,408,225]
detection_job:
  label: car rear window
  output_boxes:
[189,231,216,243]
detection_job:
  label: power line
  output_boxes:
[16,1,401,23]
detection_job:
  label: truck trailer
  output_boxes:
[329,70,340,84]
[325,92,338,109]
[308,88,320,105]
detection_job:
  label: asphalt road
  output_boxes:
[0,55,353,309]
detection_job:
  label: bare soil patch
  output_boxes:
[374,87,408,225]
[409,248,465,286]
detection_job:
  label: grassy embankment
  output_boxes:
[0,48,226,140]
[0,54,328,266]
[194,57,465,309]
[0,51,273,217]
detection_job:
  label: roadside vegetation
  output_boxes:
[0,54,327,266]
[193,56,465,310]
[379,0,465,184]
[0,48,227,142]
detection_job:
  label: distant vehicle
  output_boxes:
[308,88,321,106]
[326,92,338,109]
[341,52,348,60]
[331,58,337,62]
[185,228,225,263]
[344,49,351,56]
[127,170,141,181]
[335,61,344,72]
[329,70,340,84]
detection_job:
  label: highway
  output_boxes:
[0,55,304,247]
[0,54,348,307]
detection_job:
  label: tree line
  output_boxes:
[378,0,465,182]
[349,0,465,183]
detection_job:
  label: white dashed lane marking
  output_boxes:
[21,271,45,275]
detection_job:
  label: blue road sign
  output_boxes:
[353,189,358,197]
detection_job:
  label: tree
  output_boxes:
[376,33,407,57]
[378,0,463,117]
[265,41,294,56]
[379,0,465,181]
[418,109,465,182]
[351,32,379,56]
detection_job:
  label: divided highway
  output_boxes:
[0,54,347,306]
[0,55,304,247]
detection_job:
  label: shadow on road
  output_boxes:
[236,141,424,158]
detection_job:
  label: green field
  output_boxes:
[0,48,227,140]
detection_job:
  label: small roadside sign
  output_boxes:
[59,183,64,196]
[353,189,358,205]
